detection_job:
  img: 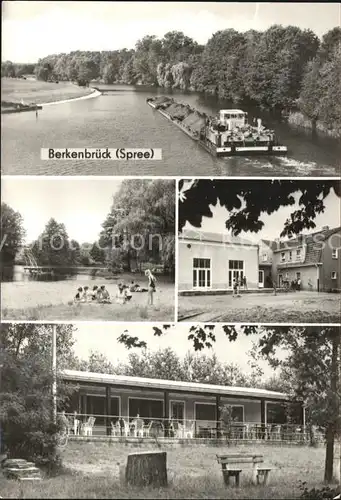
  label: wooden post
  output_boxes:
[164,391,169,437]
[125,451,167,487]
[105,386,111,436]
[260,399,266,440]
[216,395,221,438]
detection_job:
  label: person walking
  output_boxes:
[145,269,157,306]
[232,277,238,298]
[236,277,242,298]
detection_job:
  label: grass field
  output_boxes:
[0,441,334,499]
[1,277,175,321]
[178,291,340,323]
[1,77,93,105]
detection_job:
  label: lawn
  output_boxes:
[1,276,175,321]
[178,291,341,323]
[0,441,335,499]
[1,77,94,105]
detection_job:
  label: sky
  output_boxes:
[2,2,340,63]
[180,182,340,243]
[2,178,123,244]
[70,323,280,380]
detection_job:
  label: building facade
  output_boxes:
[61,370,302,439]
[178,230,259,291]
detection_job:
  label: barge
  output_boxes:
[147,96,287,157]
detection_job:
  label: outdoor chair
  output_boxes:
[184,420,195,439]
[134,418,144,438]
[81,417,96,436]
[143,421,153,437]
[111,421,121,437]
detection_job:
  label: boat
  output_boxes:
[147,96,287,157]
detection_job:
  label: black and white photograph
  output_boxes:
[1,178,175,321]
[178,179,341,323]
[1,322,340,498]
[1,1,341,176]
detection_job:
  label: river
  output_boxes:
[1,85,340,176]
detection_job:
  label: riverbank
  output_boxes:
[1,77,96,111]
[1,279,174,321]
[288,111,341,138]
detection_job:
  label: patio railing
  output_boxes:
[58,413,325,443]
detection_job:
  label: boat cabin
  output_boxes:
[219,110,247,130]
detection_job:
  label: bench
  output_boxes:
[216,454,272,487]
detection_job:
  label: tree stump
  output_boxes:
[125,451,167,487]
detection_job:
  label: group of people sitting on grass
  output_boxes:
[73,270,157,306]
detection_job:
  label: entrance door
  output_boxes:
[193,258,211,289]
[278,274,283,287]
[258,270,264,288]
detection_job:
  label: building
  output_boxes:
[61,370,304,440]
[258,239,277,288]
[270,226,341,291]
[178,229,259,291]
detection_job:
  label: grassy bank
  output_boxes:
[1,77,94,106]
[1,278,174,321]
[0,441,333,499]
[288,111,341,138]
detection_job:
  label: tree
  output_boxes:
[99,180,175,273]
[31,218,74,267]
[178,180,340,237]
[0,203,26,280]
[0,323,77,469]
[89,242,105,263]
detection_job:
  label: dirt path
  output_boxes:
[178,291,340,323]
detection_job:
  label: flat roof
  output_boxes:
[179,229,258,247]
[62,370,288,402]
[220,109,245,114]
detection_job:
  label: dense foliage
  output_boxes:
[0,203,26,280]
[2,26,340,129]
[0,324,76,469]
[178,179,340,236]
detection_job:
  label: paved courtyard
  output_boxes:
[178,290,340,323]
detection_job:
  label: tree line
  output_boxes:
[0,180,175,280]
[2,26,340,130]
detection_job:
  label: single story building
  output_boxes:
[178,229,259,291]
[61,370,304,440]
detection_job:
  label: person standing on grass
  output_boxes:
[145,269,156,305]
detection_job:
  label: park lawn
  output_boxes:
[1,279,175,321]
[1,77,93,105]
[0,442,333,499]
[178,291,341,323]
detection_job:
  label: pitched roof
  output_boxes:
[61,370,288,402]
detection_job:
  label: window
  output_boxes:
[296,249,301,261]
[281,252,285,262]
[296,272,301,279]
[332,249,338,259]
[195,403,216,422]
[193,258,211,288]
[289,251,292,261]
[228,260,244,288]
[331,272,337,279]
[231,406,244,423]
[262,253,268,262]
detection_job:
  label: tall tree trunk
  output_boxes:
[325,423,334,482]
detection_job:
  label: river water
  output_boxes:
[2,85,340,176]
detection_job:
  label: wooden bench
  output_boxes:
[216,453,272,487]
